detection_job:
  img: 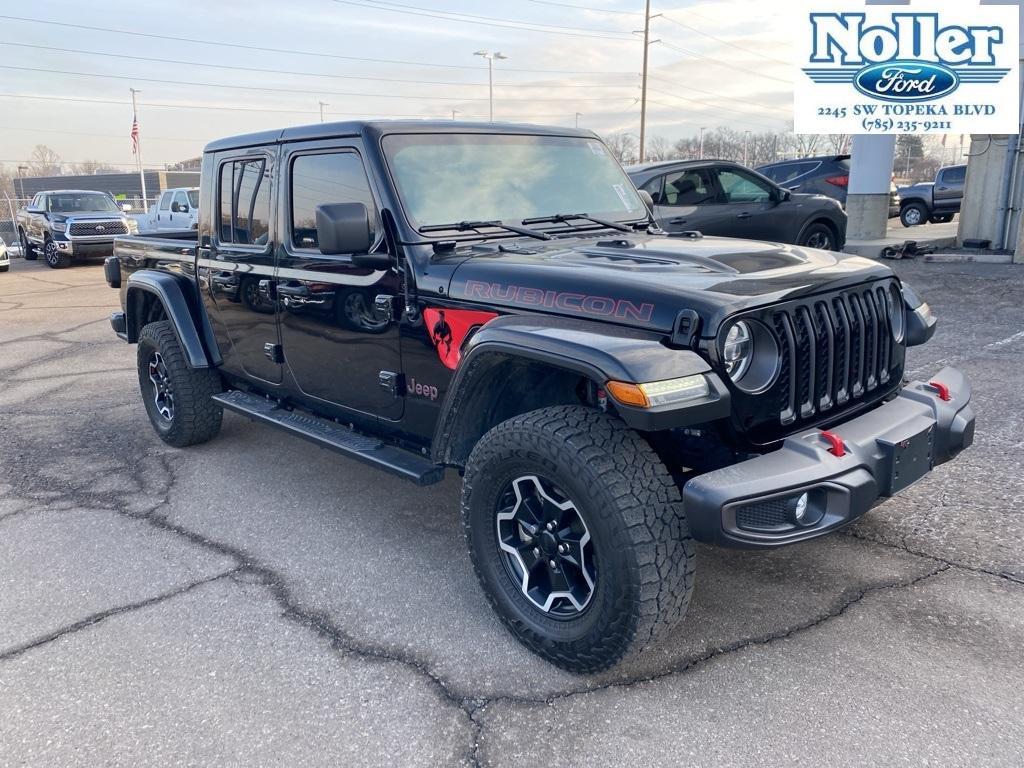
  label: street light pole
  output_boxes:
[474,51,507,122]
[699,127,707,159]
[743,130,751,166]
[575,112,583,128]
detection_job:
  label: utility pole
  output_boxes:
[743,130,751,166]
[475,51,508,122]
[699,126,707,159]
[637,0,660,163]
[319,101,329,122]
[575,112,583,128]
[130,88,148,209]
[451,109,460,120]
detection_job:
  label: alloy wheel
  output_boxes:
[44,240,60,266]
[147,352,175,422]
[806,230,832,249]
[496,475,596,618]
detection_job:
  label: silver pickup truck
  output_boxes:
[898,164,965,227]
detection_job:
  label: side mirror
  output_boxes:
[120,203,133,212]
[25,206,43,215]
[637,189,655,211]
[315,203,390,269]
[170,201,180,213]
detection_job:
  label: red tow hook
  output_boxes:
[820,430,846,457]
[928,381,952,402]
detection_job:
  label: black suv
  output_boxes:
[757,154,900,218]
[627,160,847,251]
[106,121,974,674]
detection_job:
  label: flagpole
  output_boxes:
[130,88,148,209]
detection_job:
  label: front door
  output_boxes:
[711,167,780,242]
[169,190,191,229]
[198,150,282,384]
[275,142,403,420]
[650,167,735,235]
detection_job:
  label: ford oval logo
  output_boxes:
[854,60,959,103]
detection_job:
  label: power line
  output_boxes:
[657,41,792,85]
[0,41,637,90]
[1,64,638,103]
[657,14,790,66]
[0,14,634,74]
[331,0,635,39]
[524,0,640,14]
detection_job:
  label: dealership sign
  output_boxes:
[794,2,1019,134]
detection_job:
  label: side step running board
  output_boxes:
[213,390,445,486]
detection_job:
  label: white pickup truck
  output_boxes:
[138,188,199,231]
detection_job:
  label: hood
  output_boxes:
[446,233,893,336]
[899,182,933,196]
[49,211,125,223]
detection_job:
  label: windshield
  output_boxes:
[46,193,120,214]
[382,133,646,231]
[187,190,199,207]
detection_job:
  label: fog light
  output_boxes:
[791,493,809,523]
[787,492,824,527]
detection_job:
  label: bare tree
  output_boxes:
[826,134,851,155]
[645,135,672,162]
[602,132,639,165]
[70,160,118,175]
[790,133,822,157]
[26,145,63,176]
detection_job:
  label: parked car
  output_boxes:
[105,120,972,674]
[627,159,847,250]
[898,164,965,227]
[16,190,138,268]
[139,187,200,231]
[757,154,900,217]
[0,235,8,272]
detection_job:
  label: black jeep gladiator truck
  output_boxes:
[106,121,974,673]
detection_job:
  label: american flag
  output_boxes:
[130,112,140,155]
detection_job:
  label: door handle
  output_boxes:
[736,212,752,219]
[277,284,326,307]
[937,186,949,191]
[669,217,687,225]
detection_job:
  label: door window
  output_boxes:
[640,175,664,204]
[716,169,773,204]
[218,159,270,246]
[173,190,190,211]
[159,192,172,211]
[290,151,378,250]
[661,169,716,206]
[940,166,965,185]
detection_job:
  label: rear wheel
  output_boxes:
[137,320,223,447]
[43,238,70,269]
[901,203,928,227]
[19,230,37,260]
[799,222,835,250]
[462,405,696,673]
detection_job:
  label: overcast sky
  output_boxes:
[1,0,799,170]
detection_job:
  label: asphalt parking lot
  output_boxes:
[1,257,1022,767]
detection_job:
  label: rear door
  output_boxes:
[155,191,173,230]
[275,140,403,420]
[198,150,282,384]
[934,166,965,210]
[648,167,734,234]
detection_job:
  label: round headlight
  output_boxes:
[888,284,905,343]
[722,321,753,380]
[720,320,781,393]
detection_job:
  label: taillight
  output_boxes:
[826,175,850,188]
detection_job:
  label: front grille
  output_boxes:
[68,220,127,236]
[730,280,905,444]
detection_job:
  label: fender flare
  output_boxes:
[125,270,221,369]
[431,314,730,465]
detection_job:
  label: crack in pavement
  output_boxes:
[0,570,240,662]
[844,529,1023,586]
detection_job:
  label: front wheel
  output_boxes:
[43,238,70,269]
[137,320,223,447]
[19,230,37,260]
[462,406,696,673]
[799,222,835,250]
[901,203,928,227]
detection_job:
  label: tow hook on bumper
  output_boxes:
[682,366,975,548]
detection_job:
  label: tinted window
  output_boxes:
[941,166,966,184]
[717,169,772,203]
[661,169,716,206]
[218,159,270,245]
[772,161,820,183]
[290,152,377,250]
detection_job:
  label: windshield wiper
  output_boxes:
[419,220,551,241]
[521,212,632,233]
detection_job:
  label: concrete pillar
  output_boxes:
[846,134,897,242]
[959,134,1013,249]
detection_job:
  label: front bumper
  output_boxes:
[52,234,117,258]
[683,366,974,548]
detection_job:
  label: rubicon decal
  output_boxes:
[794,2,1018,134]
[462,280,655,323]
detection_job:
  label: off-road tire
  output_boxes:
[901,202,928,227]
[0,265,8,273]
[462,405,696,673]
[137,320,223,448]
[19,230,37,260]
[43,237,70,269]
